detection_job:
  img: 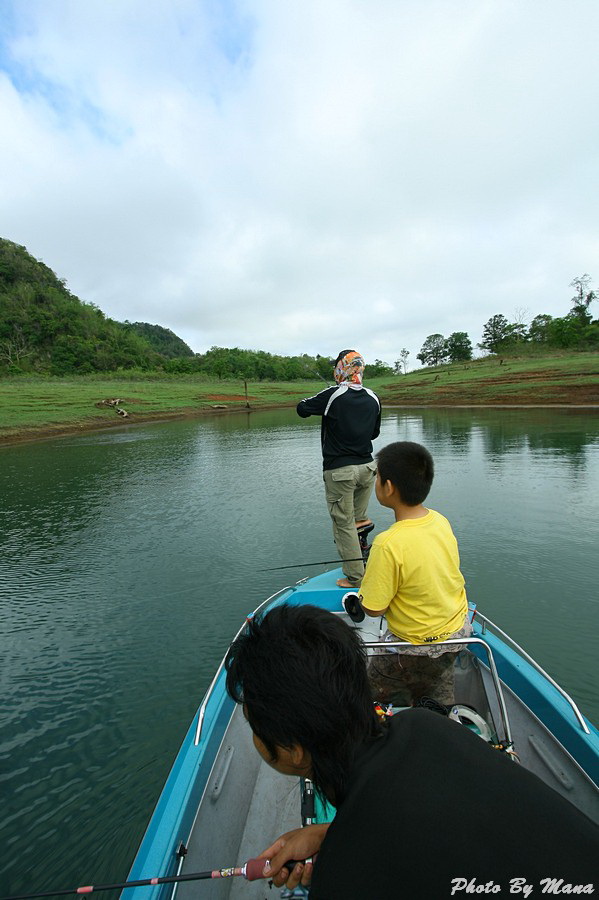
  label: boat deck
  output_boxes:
[176,703,301,899]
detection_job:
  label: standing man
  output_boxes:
[297,350,381,588]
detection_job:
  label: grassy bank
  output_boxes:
[1,352,597,446]
[377,351,599,406]
[0,376,309,444]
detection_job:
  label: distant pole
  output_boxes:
[244,380,250,409]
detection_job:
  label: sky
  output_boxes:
[1,0,598,369]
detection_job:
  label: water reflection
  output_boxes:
[384,406,599,469]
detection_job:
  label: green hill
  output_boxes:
[123,322,194,358]
[0,238,191,375]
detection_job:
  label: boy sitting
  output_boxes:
[358,440,471,707]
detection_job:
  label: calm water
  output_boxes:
[1,407,598,894]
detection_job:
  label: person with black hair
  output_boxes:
[297,349,381,589]
[224,603,598,898]
[359,441,471,707]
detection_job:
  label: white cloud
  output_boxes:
[1,0,598,367]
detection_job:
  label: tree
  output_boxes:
[546,316,583,349]
[570,274,596,323]
[528,314,553,344]
[394,348,410,375]
[478,315,511,353]
[507,322,529,342]
[364,359,393,378]
[315,354,333,380]
[0,325,32,368]
[417,334,447,366]
[444,332,473,363]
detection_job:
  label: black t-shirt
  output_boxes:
[309,709,599,899]
[296,385,381,470]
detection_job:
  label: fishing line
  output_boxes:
[0,858,302,900]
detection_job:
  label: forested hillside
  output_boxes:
[0,238,392,380]
[123,321,194,358]
[0,238,162,374]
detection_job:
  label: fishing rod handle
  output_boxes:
[244,858,302,881]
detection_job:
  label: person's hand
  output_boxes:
[256,823,330,889]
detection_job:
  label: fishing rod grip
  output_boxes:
[244,858,302,881]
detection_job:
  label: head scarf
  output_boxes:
[334,350,365,385]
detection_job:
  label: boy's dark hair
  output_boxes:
[376,441,434,506]
[334,349,355,366]
[225,604,381,805]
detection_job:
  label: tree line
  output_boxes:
[158,346,393,380]
[0,238,393,379]
[2,238,596,378]
[416,276,598,367]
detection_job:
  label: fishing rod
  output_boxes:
[0,857,302,900]
[167,514,373,583]
[263,557,366,571]
[303,364,333,387]
[264,524,375,571]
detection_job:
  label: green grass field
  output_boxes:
[0,375,312,441]
[374,351,599,406]
[1,352,597,445]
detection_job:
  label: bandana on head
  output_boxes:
[334,350,365,384]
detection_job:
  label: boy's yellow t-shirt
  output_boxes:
[359,509,467,644]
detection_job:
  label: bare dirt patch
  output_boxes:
[265,387,308,395]
[204,394,255,402]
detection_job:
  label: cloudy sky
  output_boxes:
[1,1,598,368]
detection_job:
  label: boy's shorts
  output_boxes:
[377,615,473,658]
[367,616,473,707]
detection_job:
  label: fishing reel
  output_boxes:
[357,521,375,562]
[342,591,365,623]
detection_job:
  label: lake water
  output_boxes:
[1,407,598,895]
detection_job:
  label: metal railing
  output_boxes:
[193,586,590,747]
[363,636,513,746]
[474,611,590,735]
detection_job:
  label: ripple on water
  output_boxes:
[1,408,599,894]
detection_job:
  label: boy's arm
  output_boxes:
[359,542,399,617]
[361,600,386,617]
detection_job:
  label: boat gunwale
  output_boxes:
[473,610,590,734]
[194,585,292,746]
